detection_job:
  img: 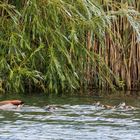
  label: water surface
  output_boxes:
[0,92,140,140]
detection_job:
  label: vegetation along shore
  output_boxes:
[0,0,140,94]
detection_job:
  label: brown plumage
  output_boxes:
[0,100,24,106]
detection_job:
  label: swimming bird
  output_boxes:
[0,100,24,110]
[44,105,57,111]
[93,101,136,110]
[93,101,103,107]
[93,101,114,109]
[117,102,135,110]
[44,105,65,111]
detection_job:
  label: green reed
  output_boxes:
[0,0,140,93]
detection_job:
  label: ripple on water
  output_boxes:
[0,104,140,140]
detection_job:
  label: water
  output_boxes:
[0,92,140,140]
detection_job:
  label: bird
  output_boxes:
[93,101,136,110]
[44,105,57,111]
[93,101,103,107]
[44,105,65,111]
[93,101,113,109]
[117,102,135,110]
[0,100,24,110]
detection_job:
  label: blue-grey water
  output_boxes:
[0,92,140,140]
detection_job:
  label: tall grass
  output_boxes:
[0,0,140,93]
[100,0,140,90]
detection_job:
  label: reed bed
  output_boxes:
[0,0,140,93]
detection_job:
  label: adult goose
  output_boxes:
[0,100,24,110]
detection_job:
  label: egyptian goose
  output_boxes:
[0,100,24,110]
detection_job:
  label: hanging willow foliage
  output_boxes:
[0,0,140,93]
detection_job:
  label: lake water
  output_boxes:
[0,92,140,140]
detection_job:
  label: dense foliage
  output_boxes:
[0,0,140,93]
